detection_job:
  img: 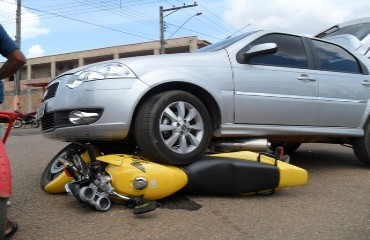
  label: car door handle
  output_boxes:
[361,80,370,86]
[297,74,317,81]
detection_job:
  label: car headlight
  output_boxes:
[67,62,136,88]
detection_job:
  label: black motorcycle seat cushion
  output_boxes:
[181,156,279,195]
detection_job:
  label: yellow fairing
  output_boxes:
[44,171,73,193]
[44,150,93,193]
[98,154,188,200]
[211,151,308,188]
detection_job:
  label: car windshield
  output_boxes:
[322,23,370,40]
[195,32,255,53]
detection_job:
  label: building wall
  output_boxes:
[1,36,209,113]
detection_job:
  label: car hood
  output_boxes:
[58,51,229,78]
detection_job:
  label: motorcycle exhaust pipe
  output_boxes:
[210,139,270,153]
[79,186,95,203]
[93,197,111,211]
[79,186,111,211]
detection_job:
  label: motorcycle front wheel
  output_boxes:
[40,143,82,193]
[13,119,22,128]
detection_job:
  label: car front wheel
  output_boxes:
[134,90,212,165]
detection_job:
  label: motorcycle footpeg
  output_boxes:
[133,201,157,214]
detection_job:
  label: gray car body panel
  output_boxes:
[41,30,370,142]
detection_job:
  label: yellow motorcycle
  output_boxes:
[40,143,308,214]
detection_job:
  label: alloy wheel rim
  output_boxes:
[159,101,204,154]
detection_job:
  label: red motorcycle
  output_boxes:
[12,112,39,128]
[0,111,22,239]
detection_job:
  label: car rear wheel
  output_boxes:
[352,121,370,166]
[134,90,212,165]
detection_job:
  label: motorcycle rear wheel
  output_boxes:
[13,119,22,128]
[31,120,40,128]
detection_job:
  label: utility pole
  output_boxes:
[14,0,21,111]
[159,2,198,54]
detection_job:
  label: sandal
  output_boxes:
[4,220,18,239]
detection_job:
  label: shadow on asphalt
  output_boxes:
[288,145,366,170]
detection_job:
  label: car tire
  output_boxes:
[135,90,212,165]
[270,143,301,155]
[352,122,370,166]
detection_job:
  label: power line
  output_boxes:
[172,0,234,35]
[198,2,238,31]
[165,22,222,40]
[78,0,159,27]
[1,0,156,40]
[72,0,159,37]
[1,0,224,43]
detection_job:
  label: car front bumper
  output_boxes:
[39,74,149,141]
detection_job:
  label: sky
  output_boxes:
[0,0,369,60]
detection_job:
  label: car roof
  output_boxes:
[315,17,370,39]
[315,18,370,57]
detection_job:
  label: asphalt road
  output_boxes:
[4,128,370,240]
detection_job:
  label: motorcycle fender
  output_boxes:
[99,154,188,200]
[44,172,73,193]
[44,150,92,193]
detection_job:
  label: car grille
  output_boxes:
[41,112,55,131]
[43,82,59,101]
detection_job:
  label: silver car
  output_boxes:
[38,29,370,165]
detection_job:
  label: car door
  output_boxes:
[310,39,370,127]
[231,33,319,125]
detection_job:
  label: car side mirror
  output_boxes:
[243,43,278,60]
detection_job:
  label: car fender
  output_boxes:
[133,60,235,124]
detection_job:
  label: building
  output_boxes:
[1,36,209,113]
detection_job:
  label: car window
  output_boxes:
[311,40,361,74]
[245,34,308,68]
